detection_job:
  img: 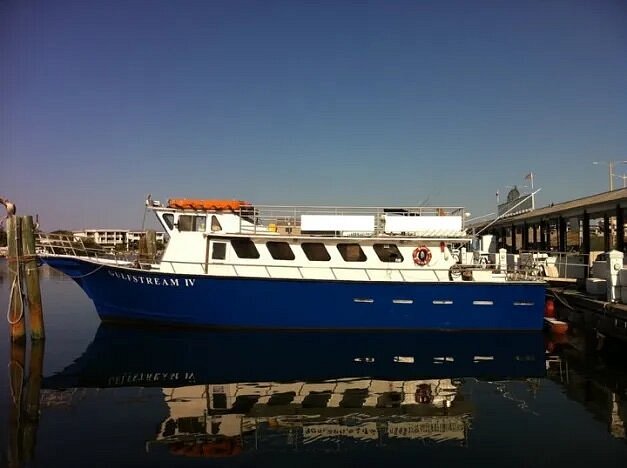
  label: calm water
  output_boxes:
[0,259,626,467]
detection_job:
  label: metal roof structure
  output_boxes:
[476,187,627,229]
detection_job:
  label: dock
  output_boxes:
[470,186,627,346]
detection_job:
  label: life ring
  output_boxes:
[412,246,432,266]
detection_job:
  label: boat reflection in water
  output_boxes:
[44,326,546,457]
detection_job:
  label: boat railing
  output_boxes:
[235,205,467,236]
[518,249,591,280]
[156,258,529,282]
[35,232,159,267]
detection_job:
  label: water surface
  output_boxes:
[0,259,626,467]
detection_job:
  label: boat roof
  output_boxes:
[167,199,250,211]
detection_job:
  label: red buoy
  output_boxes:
[544,298,555,318]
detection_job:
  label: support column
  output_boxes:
[511,225,517,253]
[604,213,610,252]
[539,221,546,250]
[582,210,590,278]
[558,217,567,252]
[521,222,529,251]
[532,224,538,249]
[616,205,624,252]
[501,227,507,249]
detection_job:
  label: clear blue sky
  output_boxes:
[2,0,626,230]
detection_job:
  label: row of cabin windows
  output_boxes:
[213,239,404,263]
[162,214,223,233]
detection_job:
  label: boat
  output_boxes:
[37,197,546,330]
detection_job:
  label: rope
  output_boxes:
[62,263,106,279]
[8,360,24,406]
[6,270,24,326]
[551,290,574,310]
[6,254,38,263]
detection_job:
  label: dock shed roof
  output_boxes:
[480,187,627,228]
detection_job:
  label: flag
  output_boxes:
[525,172,533,181]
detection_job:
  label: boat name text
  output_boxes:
[107,270,196,287]
[107,372,196,386]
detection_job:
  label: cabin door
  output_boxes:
[205,238,228,273]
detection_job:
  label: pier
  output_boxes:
[475,187,627,258]
[471,187,627,345]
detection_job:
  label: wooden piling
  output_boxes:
[145,229,157,263]
[7,216,26,342]
[139,229,157,265]
[21,215,45,340]
[22,340,45,461]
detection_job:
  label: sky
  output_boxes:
[1,0,626,230]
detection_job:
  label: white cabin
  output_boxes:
[147,198,477,282]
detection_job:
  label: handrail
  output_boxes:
[36,232,543,281]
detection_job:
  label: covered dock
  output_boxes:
[474,187,627,257]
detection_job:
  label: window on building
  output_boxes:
[337,243,367,262]
[211,215,222,232]
[231,238,260,259]
[266,241,295,260]
[212,242,226,260]
[302,242,331,261]
[373,244,404,262]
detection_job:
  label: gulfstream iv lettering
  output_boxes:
[107,270,195,287]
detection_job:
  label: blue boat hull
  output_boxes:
[43,256,546,330]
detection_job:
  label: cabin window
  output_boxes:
[178,215,206,232]
[231,238,260,259]
[373,244,404,263]
[266,241,295,260]
[162,214,174,230]
[337,243,367,262]
[212,242,226,260]
[302,242,331,261]
[195,216,206,232]
[211,215,222,232]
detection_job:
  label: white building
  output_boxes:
[127,231,166,245]
[73,229,166,248]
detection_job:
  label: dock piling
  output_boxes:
[145,229,157,263]
[139,229,157,264]
[21,215,45,340]
[7,215,26,342]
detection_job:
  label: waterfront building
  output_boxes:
[73,229,166,249]
[127,230,166,245]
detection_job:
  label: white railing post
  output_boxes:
[607,250,624,302]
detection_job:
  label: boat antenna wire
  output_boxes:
[474,188,542,237]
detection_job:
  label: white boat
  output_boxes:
[38,197,545,330]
